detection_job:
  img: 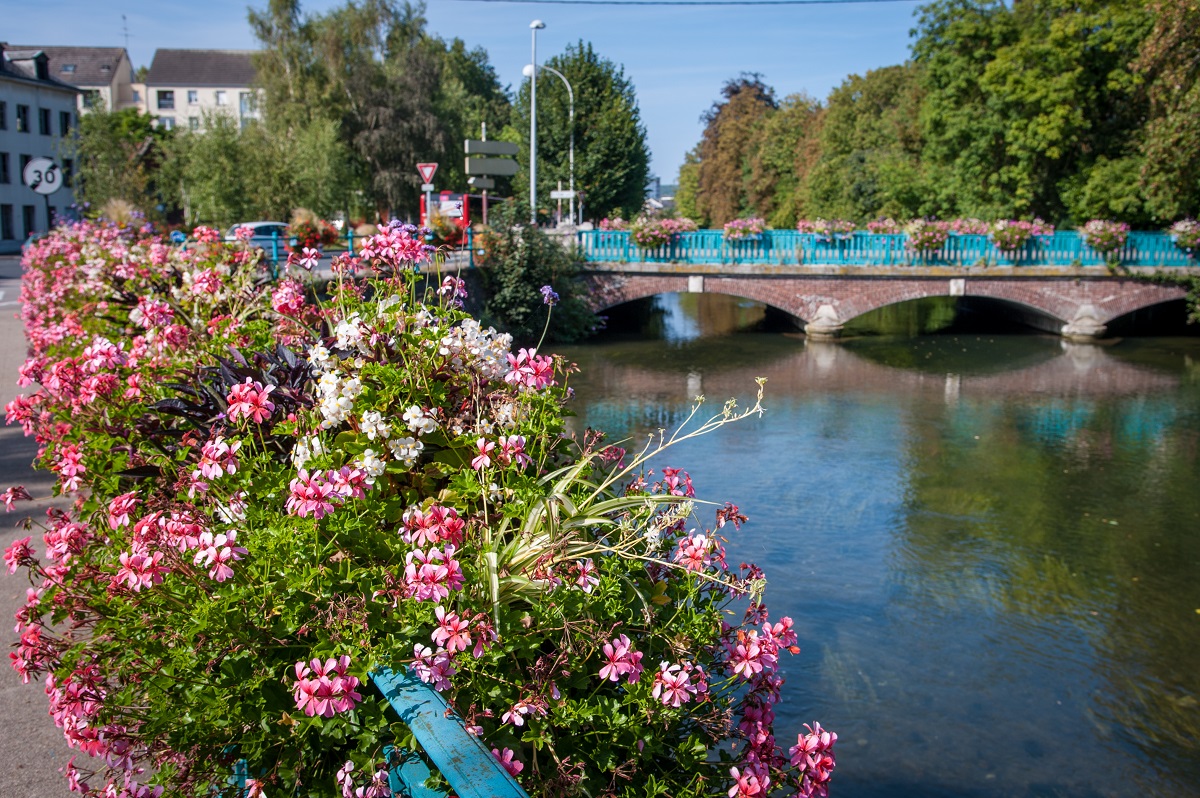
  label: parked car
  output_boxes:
[225,222,291,259]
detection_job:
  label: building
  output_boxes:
[141,49,261,132]
[0,45,80,254]
[9,45,136,113]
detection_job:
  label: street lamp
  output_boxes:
[524,63,574,225]
[528,19,545,226]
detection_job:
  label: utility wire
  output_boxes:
[446,0,918,6]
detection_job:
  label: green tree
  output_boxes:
[742,92,822,227]
[1135,0,1200,220]
[71,108,175,217]
[693,74,776,226]
[803,65,925,222]
[510,41,650,222]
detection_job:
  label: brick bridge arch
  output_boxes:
[580,270,1186,338]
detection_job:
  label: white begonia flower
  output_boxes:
[308,343,333,371]
[360,410,392,441]
[403,405,438,436]
[358,449,386,479]
[334,313,365,350]
[387,436,424,467]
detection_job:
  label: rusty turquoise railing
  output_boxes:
[576,230,1198,268]
[228,666,528,798]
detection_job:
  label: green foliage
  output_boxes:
[509,41,650,222]
[477,203,598,344]
[72,107,175,218]
[693,74,776,226]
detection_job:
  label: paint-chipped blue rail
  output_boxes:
[577,230,1199,268]
[371,666,529,798]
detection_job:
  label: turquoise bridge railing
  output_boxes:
[576,230,1199,268]
[228,666,528,798]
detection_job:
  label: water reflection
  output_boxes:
[554,294,1200,798]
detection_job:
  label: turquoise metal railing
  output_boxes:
[577,230,1198,268]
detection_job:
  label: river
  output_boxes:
[554,293,1200,798]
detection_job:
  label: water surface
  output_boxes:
[555,294,1200,798]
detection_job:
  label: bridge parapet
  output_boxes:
[578,230,1197,269]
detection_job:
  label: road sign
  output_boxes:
[417,162,438,183]
[468,176,495,190]
[465,139,519,156]
[465,157,519,177]
[550,189,575,200]
[23,157,62,195]
[421,182,436,192]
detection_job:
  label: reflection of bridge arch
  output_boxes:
[580,270,1188,340]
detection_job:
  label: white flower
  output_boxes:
[387,436,424,467]
[358,449,386,479]
[360,410,392,441]
[403,405,438,436]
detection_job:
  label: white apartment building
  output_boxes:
[10,45,136,113]
[141,50,261,132]
[0,45,79,254]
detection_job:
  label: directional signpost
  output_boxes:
[22,157,63,233]
[465,139,519,226]
[417,163,438,228]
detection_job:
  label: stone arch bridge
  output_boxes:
[579,263,1190,340]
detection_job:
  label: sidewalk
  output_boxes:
[0,254,74,797]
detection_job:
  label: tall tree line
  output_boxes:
[676,0,1200,228]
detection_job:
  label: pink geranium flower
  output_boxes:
[226,378,276,424]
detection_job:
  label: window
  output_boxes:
[61,64,77,75]
[0,153,8,184]
[188,117,200,131]
[239,91,256,117]
[60,111,72,137]
[158,117,175,131]
[16,105,30,133]
[19,154,31,176]
[0,101,6,130]
[187,90,198,104]
[0,205,12,240]
[22,205,37,238]
[39,108,52,135]
[82,90,101,109]
[62,158,73,187]
[156,91,174,111]
[215,90,228,106]
[132,89,141,104]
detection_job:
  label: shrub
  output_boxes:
[796,219,856,239]
[723,217,767,241]
[1081,219,1130,256]
[289,208,340,250]
[949,218,989,235]
[989,219,1054,252]
[598,216,629,231]
[6,219,834,798]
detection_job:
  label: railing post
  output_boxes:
[271,230,279,263]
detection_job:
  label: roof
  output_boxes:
[9,45,128,88]
[0,48,81,93]
[146,50,258,88]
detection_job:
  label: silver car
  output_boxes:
[225,222,291,259]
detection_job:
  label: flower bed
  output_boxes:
[724,217,767,242]
[796,219,857,239]
[865,218,902,235]
[949,218,989,236]
[989,218,1054,253]
[629,215,699,249]
[904,219,951,253]
[5,221,833,798]
[1081,219,1130,258]
[1169,219,1200,253]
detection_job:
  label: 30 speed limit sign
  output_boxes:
[22,157,63,195]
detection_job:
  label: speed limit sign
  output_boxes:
[22,157,62,195]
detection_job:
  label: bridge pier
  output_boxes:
[803,304,844,340]
[1061,304,1108,342]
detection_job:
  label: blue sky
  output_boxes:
[7,0,924,181]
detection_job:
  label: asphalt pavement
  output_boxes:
[0,254,75,797]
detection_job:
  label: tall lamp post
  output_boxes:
[523,63,574,225]
[528,19,545,225]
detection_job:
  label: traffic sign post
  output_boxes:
[417,163,438,228]
[23,157,63,233]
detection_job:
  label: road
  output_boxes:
[0,254,74,797]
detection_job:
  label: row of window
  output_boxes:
[157,89,254,111]
[156,116,256,132]
[0,102,74,136]
[1,204,63,241]
[0,153,74,186]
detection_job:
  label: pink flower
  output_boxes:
[431,606,471,653]
[286,469,339,519]
[403,545,465,602]
[598,634,644,683]
[471,437,495,471]
[271,279,308,316]
[651,661,698,708]
[1,485,33,512]
[227,379,276,424]
[492,747,524,778]
[292,655,362,718]
[52,444,86,492]
[790,722,837,794]
[728,762,770,798]
[330,465,370,500]
[411,643,457,691]
[497,435,532,469]
[402,504,466,547]
[4,536,34,573]
[114,548,169,592]
[194,437,241,480]
[299,247,321,271]
[504,348,556,391]
[193,531,248,582]
[674,532,721,572]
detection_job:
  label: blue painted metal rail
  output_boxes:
[577,230,1198,268]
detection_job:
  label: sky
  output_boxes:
[6,0,925,182]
